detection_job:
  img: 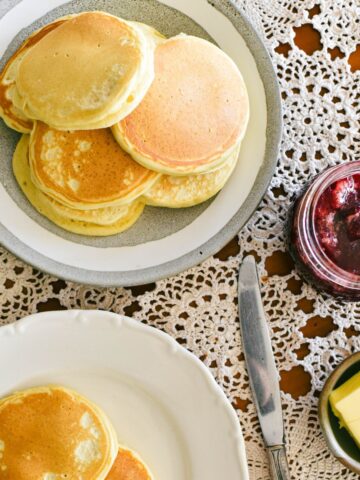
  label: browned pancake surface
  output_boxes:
[16,12,145,127]
[0,387,116,479]
[119,35,249,170]
[107,448,152,480]
[0,20,64,131]
[31,123,157,206]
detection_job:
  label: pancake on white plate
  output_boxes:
[12,12,156,130]
[106,447,153,480]
[113,34,249,175]
[143,144,240,208]
[14,135,145,236]
[29,122,159,210]
[0,386,118,479]
[0,19,64,133]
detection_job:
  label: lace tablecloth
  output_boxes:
[1,1,360,478]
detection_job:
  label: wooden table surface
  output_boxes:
[34,12,360,418]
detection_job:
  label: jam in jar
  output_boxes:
[290,161,360,299]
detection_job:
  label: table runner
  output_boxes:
[0,0,359,478]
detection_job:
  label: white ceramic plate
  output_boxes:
[0,310,249,479]
[0,0,281,286]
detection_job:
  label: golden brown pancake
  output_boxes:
[113,34,249,175]
[0,19,65,133]
[14,135,145,236]
[0,386,118,480]
[13,12,155,130]
[143,144,240,208]
[107,448,153,480]
[29,122,159,209]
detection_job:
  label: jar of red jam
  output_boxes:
[290,161,360,299]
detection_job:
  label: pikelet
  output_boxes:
[11,12,156,130]
[0,17,162,133]
[29,122,159,210]
[13,136,145,236]
[112,34,249,176]
[0,386,118,480]
[143,145,241,208]
[3,12,248,238]
[106,447,153,480]
[0,19,65,133]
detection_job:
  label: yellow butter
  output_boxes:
[329,370,360,448]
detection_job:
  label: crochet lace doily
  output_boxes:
[1,1,359,478]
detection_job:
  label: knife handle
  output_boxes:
[267,445,291,480]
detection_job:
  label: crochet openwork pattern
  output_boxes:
[1,1,359,478]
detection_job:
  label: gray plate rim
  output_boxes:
[0,0,282,287]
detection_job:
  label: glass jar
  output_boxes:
[289,161,360,300]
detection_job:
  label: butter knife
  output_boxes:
[238,255,291,480]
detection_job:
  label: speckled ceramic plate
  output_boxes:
[0,0,281,286]
[0,310,249,479]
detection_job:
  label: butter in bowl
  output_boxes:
[319,352,360,474]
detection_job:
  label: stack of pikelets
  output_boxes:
[0,11,249,236]
[0,385,152,479]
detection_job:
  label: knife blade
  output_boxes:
[238,255,291,480]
